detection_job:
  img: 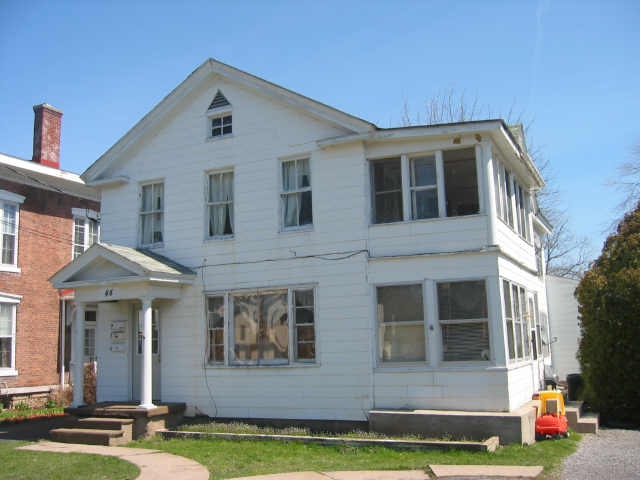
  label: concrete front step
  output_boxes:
[50,427,127,446]
[573,413,599,434]
[76,417,134,443]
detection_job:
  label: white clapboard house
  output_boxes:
[51,59,553,434]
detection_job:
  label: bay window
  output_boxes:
[206,287,316,366]
[437,280,490,362]
[370,147,480,224]
[377,284,425,362]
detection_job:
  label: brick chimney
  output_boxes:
[32,103,63,169]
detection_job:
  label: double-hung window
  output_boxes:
[207,171,234,237]
[0,190,24,270]
[437,280,490,362]
[139,182,164,246]
[72,209,99,259]
[502,279,531,362]
[281,159,312,229]
[206,287,316,366]
[370,147,480,224]
[0,294,20,375]
[377,285,425,363]
[207,91,232,139]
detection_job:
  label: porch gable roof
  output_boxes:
[50,242,196,289]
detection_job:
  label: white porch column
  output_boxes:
[71,302,86,407]
[138,297,156,410]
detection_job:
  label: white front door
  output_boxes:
[132,309,161,401]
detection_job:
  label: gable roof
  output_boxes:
[50,242,196,288]
[82,58,377,183]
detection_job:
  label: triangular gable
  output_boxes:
[208,90,230,110]
[82,58,377,182]
[67,257,136,283]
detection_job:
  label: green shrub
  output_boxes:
[13,401,30,411]
[575,202,640,425]
[44,399,58,409]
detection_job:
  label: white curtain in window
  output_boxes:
[282,162,297,227]
[209,172,234,236]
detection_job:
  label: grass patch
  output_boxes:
[0,407,65,424]
[132,432,582,480]
[0,441,139,480]
[177,420,441,441]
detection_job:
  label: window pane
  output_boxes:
[208,297,224,329]
[74,218,85,245]
[412,189,438,220]
[0,337,11,368]
[296,325,315,342]
[377,285,423,323]
[211,117,222,127]
[443,148,479,217]
[411,156,436,187]
[222,115,232,126]
[260,293,288,361]
[442,322,490,361]
[2,234,15,264]
[88,220,98,245]
[299,191,312,225]
[84,328,96,358]
[297,159,311,188]
[0,304,12,336]
[296,342,315,360]
[282,161,296,192]
[373,158,402,191]
[141,185,153,212]
[295,290,314,308]
[233,295,259,362]
[374,192,403,223]
[141,214,153,245]
[507,319,516,359]
[437,281,487,320]
[282,193,297,227]
[380,324,425,362]
[153,184,163,210]
[153,213,163,243]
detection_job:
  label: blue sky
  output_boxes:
[1,0,638,260]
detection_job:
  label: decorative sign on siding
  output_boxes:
[110,320,127,353]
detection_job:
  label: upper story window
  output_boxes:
[207,170,234,237]
[72,209,99,259]
[370,147,479,224]
[281,158,312,229]
[494,160,531,241]
[207,91,232,139]
[0,293,20,375]
[206,287,316,366]
[0,190,25,270]
[139,182,164,246]
[437,280,489,362]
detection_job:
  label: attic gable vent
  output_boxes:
[209,91,230,110]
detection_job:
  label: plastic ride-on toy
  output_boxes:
[534,390,569,441]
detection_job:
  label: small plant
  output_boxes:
[13,401,30,411]
[44,399,58,409]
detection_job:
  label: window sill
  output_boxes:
[204,235,234,243]
[139,242,164,250]
[205,362,320,370]
[279,225,314,234]
[206,134,234,143]
[0,265,21,273]
[375,362,500,373]
[0,368,18,377]
[369,213,486,229]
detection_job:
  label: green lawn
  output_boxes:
[132,433,581,480]
[0,441,139,480]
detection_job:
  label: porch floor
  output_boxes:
[65,402,186,419]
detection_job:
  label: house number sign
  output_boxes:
[104,288,114,297]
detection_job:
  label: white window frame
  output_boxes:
[494,159,532,243]
[71,208,99,260]
[436,279,491,363]
[501,279,532,364]
[280,158,313,231]
[205,169,234,239]
[0,292,21,376]
[0,190,25,272]
[370,147,481,225]
[139,180,164,247]
[206,100,233,140]
[205,286,317,367]
[375,282,427,364]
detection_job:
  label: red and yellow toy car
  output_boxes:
[534,390,569,440]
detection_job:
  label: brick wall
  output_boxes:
[0,178,99,389]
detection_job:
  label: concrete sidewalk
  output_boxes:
[17,441,544,480]
[18,441,209,480]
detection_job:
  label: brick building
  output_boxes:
[0,104,99,407]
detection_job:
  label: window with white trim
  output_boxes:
[206,287,316,366]
[73,215,98,259]
[494,159,531,241]
[207,171,234,237]
[370,147,480,224]
[377,284,425,363]
[0,297,19,374]
[139,182,164,246]
[83,310,97,362]
[437,280,490,362]
[281,159,312,229]
[0,190,24,269]
[207,91,232,139]
[502,279,531,362]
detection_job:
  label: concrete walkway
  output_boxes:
[18,441,209,480]
[17,441,543,480]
